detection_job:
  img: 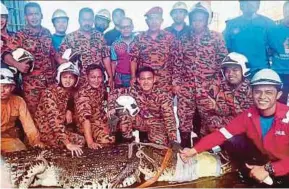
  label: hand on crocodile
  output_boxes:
[179,148,197,163]
[107,109,116,119]
[33,141,45,148]
[66,143,83,157]
[88,142,103,150]
[65,110,73,124]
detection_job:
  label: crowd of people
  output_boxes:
[1,0,289,185]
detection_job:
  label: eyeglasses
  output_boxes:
[120,25,132,30]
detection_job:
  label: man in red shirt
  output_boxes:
[180,69,289,184]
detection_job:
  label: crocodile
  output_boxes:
[2,143,232,188]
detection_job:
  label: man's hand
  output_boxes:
[33,141,45,148]
[107,109,116,119]
[199,96,216,111]
[172,85,181,95]
[179,147,197,163]
[246,163,269,183]
[108,77,114,90]
[65,143,83,157]
[15,59,31,73]
[65,110,73,124]
[87,142,102,150]
[130,77,136,86]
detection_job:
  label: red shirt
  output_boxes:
[195,102,289,176]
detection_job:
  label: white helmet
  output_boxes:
[116,95,140,117]
[52,9,69,22]
[1,3,8,15]
[221,52,250,77]
[95,9,111,22]
[11,48,34,73]
[251,69,283,88]
[170,2,188,15]
[189,1,213,24]
[56,62,80,87]
[0,68,15,84]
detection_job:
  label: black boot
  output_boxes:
[180,131,191,148]
[139,131,149,143]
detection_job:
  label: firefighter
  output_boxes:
[200,52,253,135]
[51,9,69,52]
[95,9,111,34]
[181,69,289,185]
[165,1,190,40]
[1,68,44,152]
[34,62,84,157]
[173,1,228,148]
[108,66,177,146]
[74,64,115,149]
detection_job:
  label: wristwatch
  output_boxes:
[264,162,275,176]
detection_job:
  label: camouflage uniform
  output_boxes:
[108,85,177,146]
[34,84,85,148]
[173,29,228,133]
[130,30,179,92]
[74,84,114,144]
[59,29,110,84]
[1,26,57,116]
[200,79,253,135]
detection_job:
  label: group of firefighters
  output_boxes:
[1,0,289,186]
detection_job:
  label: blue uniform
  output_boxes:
[223,14,275,73]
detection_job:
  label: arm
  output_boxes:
[215,32,228,69]
[172,39,183,87]
[160,93,177,141]
[110,44,118,77]
[129,37,140,81]
[194,111,248,153]
[101,35,113,79]
[18,97,42,146]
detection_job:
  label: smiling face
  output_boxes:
[79,11,94,32]
[252,85,282,115]
[171,9,187,24]
[1,15,8,30]
[87,68,104,89]
[224,65,243,85]
[53,17,68,34]
[137,71,155,92]
[190,11,208,33]
[146,14,163,32]
[60,72,77,88]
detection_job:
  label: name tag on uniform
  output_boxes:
[275,130,286,136]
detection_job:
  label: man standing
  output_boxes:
[111,17,135,88]
[181,69,289,185]
[1,3,14,50]
[104,8,125,46]
[51,9,69,52]
[268,1,289,105]
[223,0,275,75]
[173,2,228,147]
[2,2,58,116]
[165,1,190,40]
[108,67,177,146]
[95,9,111,34]
[59,8,113,88]
[130,7,179,92]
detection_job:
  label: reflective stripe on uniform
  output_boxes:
[219,128,233,139]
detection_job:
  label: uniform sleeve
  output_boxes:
[39,89,68,143]
[129,36,140,66]
[101,34,110,58]
[58,35,71,58]
[160,92,177,141]
[215,91,232,116]
[271,158,289,176]
[172,39,183,86]
[1,32,23,58]
[215,32,228,68]
[18,97,41,145]
[194,111,248,152]
[110,44,118,61]
[74,90,92,125]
